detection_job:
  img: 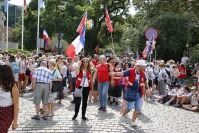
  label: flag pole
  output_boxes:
[6,1,8,50]
[111,32,114,50]
[21,5,24,50]
[36,0,40,52]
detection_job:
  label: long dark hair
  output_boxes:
[0,65,16,92]
[80,58,91,72]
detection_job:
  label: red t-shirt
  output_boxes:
[178,66,186,79]
[97,64,110,83]
[91,59,99,67]
[113,69,121,86]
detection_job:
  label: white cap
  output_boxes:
[135,60,146,66]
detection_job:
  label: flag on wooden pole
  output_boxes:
[105,5,113,33]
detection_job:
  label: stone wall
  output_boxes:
[0,41,18,50]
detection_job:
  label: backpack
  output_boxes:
[11,62,19,74]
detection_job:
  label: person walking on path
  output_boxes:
[72,58,93,121]
[0,64,19,133]
[110,60,149,127]
[31,61,52,120]
[93,55,114,111]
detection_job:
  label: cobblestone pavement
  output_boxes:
[8,90,199,133]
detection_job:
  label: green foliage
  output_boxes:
[8,49,32,57]
[189,44,199,63]
[11,0,131,55]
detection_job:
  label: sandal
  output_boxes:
[31,115,40,120]
[42,116,48,120]
[40,111,45,115]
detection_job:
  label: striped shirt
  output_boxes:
[33,66,52,83]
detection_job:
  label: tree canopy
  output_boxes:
[11,0,199,61]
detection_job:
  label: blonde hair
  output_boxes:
[49,59,56,67]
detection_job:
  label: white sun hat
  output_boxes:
[135,60,147,66]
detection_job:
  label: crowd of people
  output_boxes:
[0,50,199,132]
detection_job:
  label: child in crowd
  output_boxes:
[174,86,190,107]
[182,86,199,111]
[165,84,182,105]
[158,83,173,104]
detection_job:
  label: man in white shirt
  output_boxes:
[70,55,80,104]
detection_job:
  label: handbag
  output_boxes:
[48,94,55,103]
[52,69,63,93]
[74,70,87,97]
[123,87,137,102]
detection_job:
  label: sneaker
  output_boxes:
[177,103,183,108]
[102,107,107,111]
[71,100,75,104]
[119,115,125,123]
[173,104,178,107]
[164,102,170,105]
[42,116,48,120]
[31,115,40,120]
[72,115,77,120]
[98,107,103,110]
[130,122,138,128]
[82,117,88,121]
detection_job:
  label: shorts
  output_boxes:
[148,79,153,88]
[51,92,58,99]
[14,73,19,81]
[154,77,158,86]
[126,93,142,111]
[18,73,25,81]
[33,83,49,105]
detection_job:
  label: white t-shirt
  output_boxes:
[0,88,13,107]
[80,70,89,87]
[181,56,189,64]
[168,89,183,96]
[71,61,79,77]
[62,65,68,78]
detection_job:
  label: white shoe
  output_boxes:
[130,122,138,128]
[164,102,170,105]
[119,115,125,123]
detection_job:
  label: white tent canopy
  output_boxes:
[8,0,31,6]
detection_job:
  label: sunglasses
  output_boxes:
[83,61,88,64]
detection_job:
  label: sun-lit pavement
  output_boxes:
[8,89,199,133]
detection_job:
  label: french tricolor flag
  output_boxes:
[43,30,51,50]
[66,11,87,59]
[66,27,86,59]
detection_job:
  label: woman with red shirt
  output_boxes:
[72,58,93,121]
[109,62,122,105]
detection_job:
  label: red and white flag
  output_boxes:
[105,6,113,33]
[76,11,87,35]
[95,44,99,53]
[24,0,27,14]
[43,30,51,50]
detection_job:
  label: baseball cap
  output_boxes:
[135,60,146,66]
[190,86,197,90]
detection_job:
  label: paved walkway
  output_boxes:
[8,90,199,133]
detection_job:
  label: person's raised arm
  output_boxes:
[75,62,82,76]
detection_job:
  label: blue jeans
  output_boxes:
[178,78,186,86]
[98,82,110,107]
[126,93,142,111]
